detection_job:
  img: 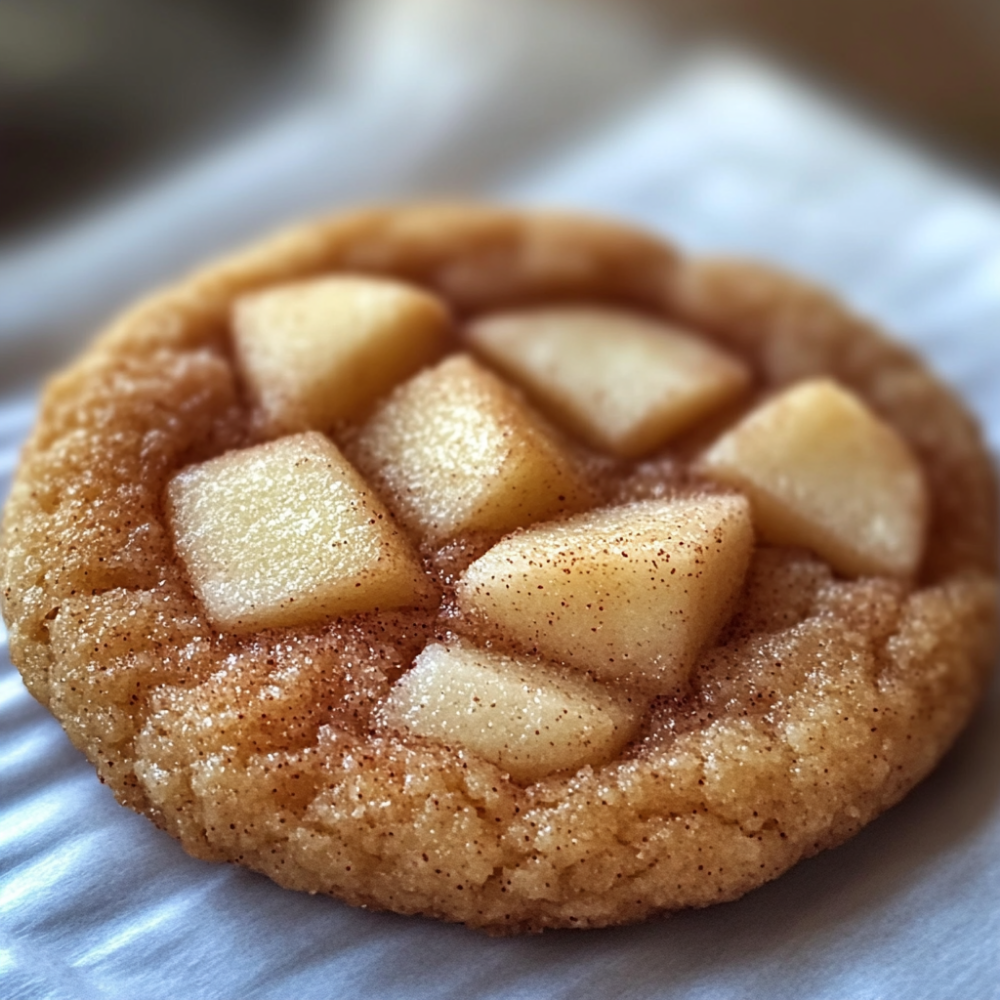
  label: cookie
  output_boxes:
[2,206,997,934]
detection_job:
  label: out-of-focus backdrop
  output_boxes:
[3,0,1000,243]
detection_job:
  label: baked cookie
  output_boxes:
[2,206,997,934]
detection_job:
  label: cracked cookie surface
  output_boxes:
[2,206,997,933]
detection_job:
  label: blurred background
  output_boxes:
[3,0,999,244]
[0,0,316,238]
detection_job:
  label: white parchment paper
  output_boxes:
[1,11,998,998]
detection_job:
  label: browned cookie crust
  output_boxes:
[2,205,997,933]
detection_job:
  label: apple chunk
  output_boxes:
[353,353,588,544]
[233,275,450,433]
[381,641,643,783]
[466,306,751,458]
[699,379,927,578]
[456,495,754,691]
[167,432,431,631]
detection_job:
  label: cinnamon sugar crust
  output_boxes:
[2,205,996,933]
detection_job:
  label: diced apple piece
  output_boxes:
[466,306,751,458]
[699,379,928,578]
[456,495,754,691]
[382,640,643,783]
[167,431,432,631]
[233,275,450,433]
[353,353,589,544]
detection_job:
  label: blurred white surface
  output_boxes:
[1,4,999,998]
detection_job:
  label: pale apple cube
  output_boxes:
[466,306,751,458]
[700,379,928,578]
[234,275,450,433]
[382,641,642,783]
[354,353,588,544]
[456,495,754,691]
[167,431,431,631]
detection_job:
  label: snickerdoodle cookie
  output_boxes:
[3,206,996,933]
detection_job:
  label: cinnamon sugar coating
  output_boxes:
[2,205,997,933]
